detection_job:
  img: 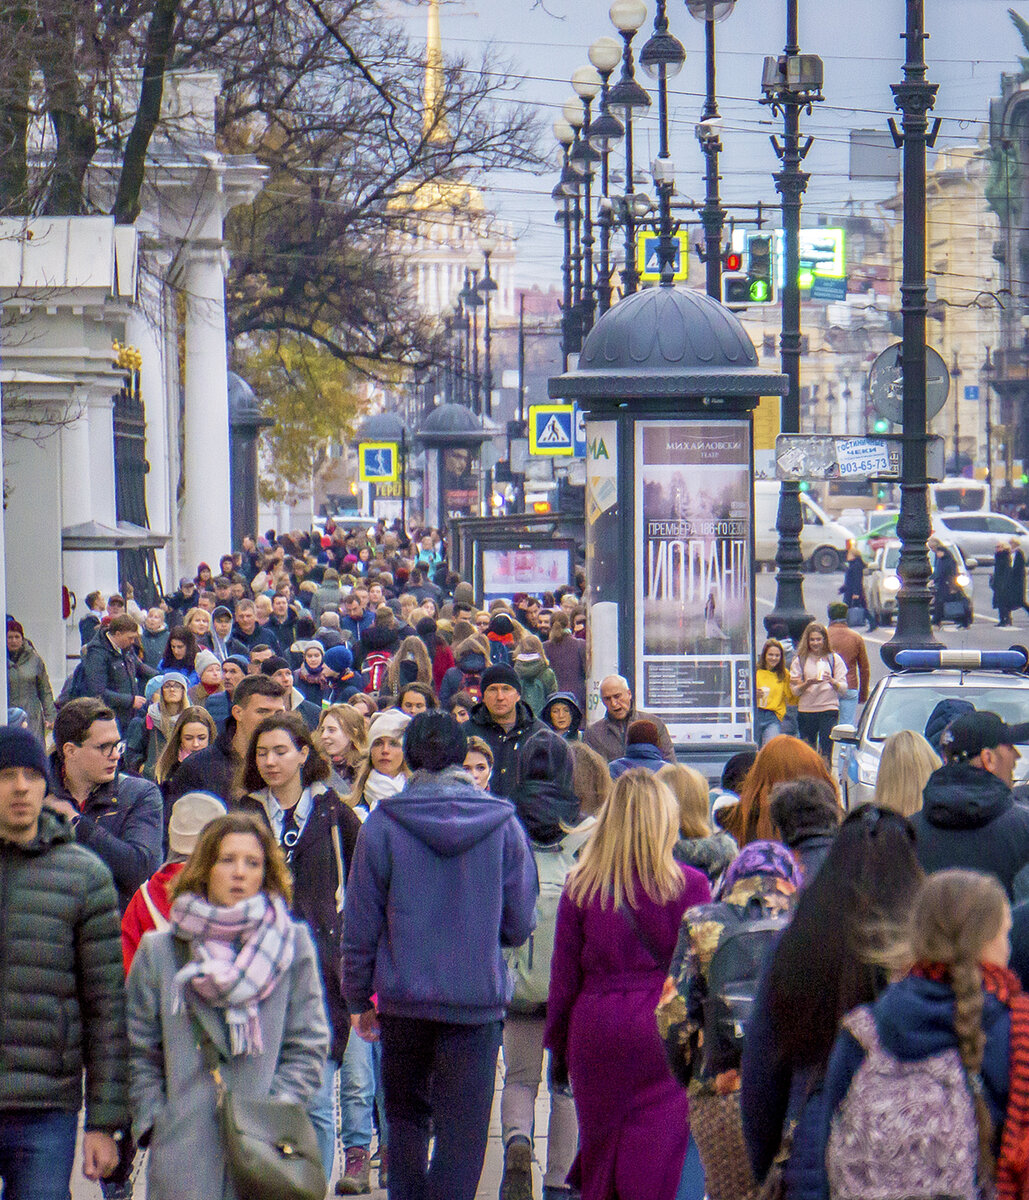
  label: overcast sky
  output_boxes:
[396,0,1027,288]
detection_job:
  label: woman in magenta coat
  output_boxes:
[545,768,711,1200]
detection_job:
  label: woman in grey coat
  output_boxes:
[6,619,56,742]
[126,812,329,1200]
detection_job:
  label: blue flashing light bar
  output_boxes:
[893,649,1028,672]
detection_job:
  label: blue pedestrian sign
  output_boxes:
[964,385,980,401]
[358,442,399,483]
[573,404,587,458]
[636,231,689,284]
[530,405,575,456]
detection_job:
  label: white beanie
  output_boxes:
[367,709,412,748]
[168,792,226,856]
[194,649,220,676]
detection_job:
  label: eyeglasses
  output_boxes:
[90,740,126,759]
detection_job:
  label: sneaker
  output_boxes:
[335,1146,371,1195]
[500,1137,534,1200]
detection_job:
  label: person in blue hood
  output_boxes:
[540,691,583,741]
[342,710,537,1200]
[608,718,669,780]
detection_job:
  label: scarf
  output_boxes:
[362,768,405,810]
[911,959,1029,1200]
[170,892,295,1056]
[211,628,230,662]
[716,839,803,899]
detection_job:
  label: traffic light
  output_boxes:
[746,234,775,305]
[722,273,751,304]
[724,248,743,273]
[872,417,890,434]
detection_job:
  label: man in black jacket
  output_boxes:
[81,615,145,734]
[467,665,551,800]
[0,725,127,1194]
[46,698,164,912]
[231,599,278,651]
[912,709,1029,899]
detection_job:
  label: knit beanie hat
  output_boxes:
[481,664,522,694]
[626,719,663,747]
[260,656,291,676]
[168,792,227,856]
[0,725,49,781]
[488,613,515,637]
[194,649,220,676]
[160,671,190,695]
[403,711,468,772]
[224,655,250,674]
[145,675,165,702]
[324,644,354,674]
[212,606,233,621]
[367,709,411,748]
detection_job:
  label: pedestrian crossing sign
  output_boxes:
[358,442,399,483]
[636,231,689,283]
[529,405,575,456]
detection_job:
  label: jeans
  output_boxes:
[501,1013,578,1188]
[0,1109,78,1200]
[308,1056,341,1181]
[380,1015,503,1200]
[755,709,782,747]
[837,688,859,728]
[675,1134,706,1200]
[339,1030,386,1151]
[797,709,838,759]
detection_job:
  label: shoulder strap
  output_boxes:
[140,881,171,933]
[172,937,226,1081]
[618,903,665,967]
[841,1005,881,1056]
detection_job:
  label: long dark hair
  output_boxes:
[161,625,197,672]
[767,804,923,1071]
[239,711,331,794]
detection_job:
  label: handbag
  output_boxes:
[689,1090,758,1200]
[175,940,326,1200]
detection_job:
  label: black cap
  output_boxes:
[260,656,291,676]
[481,664,521,694]
[940,710,1029,762]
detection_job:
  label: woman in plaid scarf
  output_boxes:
[126,813,329,1200]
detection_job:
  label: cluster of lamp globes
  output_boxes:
[553,0,736,219]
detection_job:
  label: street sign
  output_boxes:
[810,276,847,302]
[964,385,980,401]
[868,343,949,425]
[529,404,575,456]
[573,404,587,458]
[636,231,689,284]
[358,442,399,483]
[775,433,946,482]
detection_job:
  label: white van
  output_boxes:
[754,480,854,572]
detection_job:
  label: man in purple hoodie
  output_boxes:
[343,711,537,1200]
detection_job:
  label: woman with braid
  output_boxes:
[820,869,1029,1200]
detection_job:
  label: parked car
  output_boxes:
[866,539,972,627]
[754,481,854,573]
[855,510,900,561]
[831,650,1029,808]
[931,511,1029,566]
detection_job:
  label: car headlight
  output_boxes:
[956,573,970,588]
[882,576,901,593]
[855,754,878,786]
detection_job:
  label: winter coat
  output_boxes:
[6,640,56,741]
[294,668,333,707]
[839,557,866,609]
[545,863,711,1200]
[0,808,128,1131]
[139,628,170,670]
[288,687,322,732]
[121,861,185,973]
[239,783,361,1061]
[468,698,550,800]
[544,633,588,711]
[327,670,365,704]
[513,657,559,721]
[356,620,400,673]
[811,975,1013,1200]
[162,725,239,807]
[125,699,182,777]
[229,624,277,652]
[81,631,141,731]
[912,760,1029,899]
[583,707,675,765]
[341,609,375,644]
[79,611,102,648]
[609,741,668,780]
[343,767,537,1024]
[540,692,584,741]
[48,763,164,913]
[310,582,344,622]
[264,615,295,655]
[439,647,489,709]
[672,830,737,884]
[127,923,328,1200]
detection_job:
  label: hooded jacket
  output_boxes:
[439,641,489,708]
[608,740,668,780]
[912,760,1029,899]
[468,698,549,800]
[342,768,537,1024]
[923,698,975,755]
[513,655,558,721]
[0,809,128,1131]
[540,691,583,740]
[6,639,55,741]
[514,729,580,844]
[81,631,140,730]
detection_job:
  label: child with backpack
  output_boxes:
[820,868,1029,1200]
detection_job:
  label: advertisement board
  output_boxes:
[585,420,620,725]
[634,420,754,745]
[480,544,574,603]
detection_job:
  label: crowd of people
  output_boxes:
[6,518,1029,1200]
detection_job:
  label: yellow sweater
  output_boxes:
[756,669,795,721]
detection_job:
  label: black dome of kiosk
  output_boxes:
[549,286,786,401]
[417,403,489,447]
[355,412,409,442]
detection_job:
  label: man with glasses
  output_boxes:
[46,698,162,913]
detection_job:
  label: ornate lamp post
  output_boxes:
[571,67,603,335]
[563,97,587,352]
[984,346,995,488]
[553,118,579,369]
[462,268,483,415]
[588,36,625,314]
[759,0,823,642]
[607,0,651,297]
[950,351,962,472]
[687,0,737,300]
[452,291,469,407]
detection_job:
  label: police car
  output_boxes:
[831,649,1029,808]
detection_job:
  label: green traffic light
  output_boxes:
[873,418,889,434]
[749,279,769,303]
[799,480,810,493]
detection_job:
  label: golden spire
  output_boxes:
[423,0,450,143]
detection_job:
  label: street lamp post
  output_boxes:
[984,346,995,488]
[950,351,962,472]
[564,98,586,353]
[452,297,468,406]
[608,0,651,297]
[553,119,578,369]
[479,238,498,512]
[640,0,686,287]
[465,269,483,415]
[760,0,823,643]
[687,0,737,300]
[882,0,942,666]
[589,37,625,314]
[571,69,603,336]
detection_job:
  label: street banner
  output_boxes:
[634,420,754,745]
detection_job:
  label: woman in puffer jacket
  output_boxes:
[512,635,558,720]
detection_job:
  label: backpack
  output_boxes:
[505,824,593,1014]
[55,659,89,709]
[362,650,392,694]
[461,669,482,702]
[826,1005,979,1200]
[702,899,790,1077]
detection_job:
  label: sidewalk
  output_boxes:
[71,1060,552,1199]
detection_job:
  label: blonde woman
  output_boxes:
[182,606,212,647]
[789,622,847,759]
[658,763,737,885]
[544,770,711,1200]
[382,635,433,697]
[874,729,941,818]
[347,709,411,818]
[316,704,368,794]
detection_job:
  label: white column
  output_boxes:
[85,388,120,593]
[127,290,171,581]
[181,245,232,569]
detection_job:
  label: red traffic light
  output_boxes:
[724,250,742,272]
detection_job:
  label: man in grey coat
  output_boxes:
[583,674,675,764]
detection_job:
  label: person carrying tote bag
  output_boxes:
[126,812,329,1200]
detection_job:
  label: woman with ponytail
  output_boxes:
[820,868,1029,1200]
